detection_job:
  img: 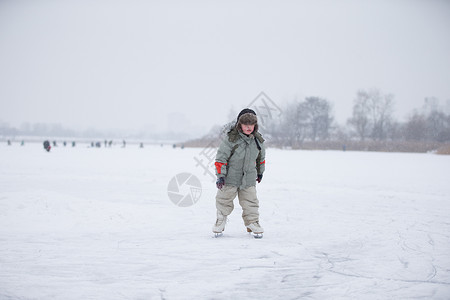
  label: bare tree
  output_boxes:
[369,89,394,140]
[280,102,308,147]
[300,97,333,141]
[347,90,371,141]
[422,97,440,115]
[347,88,394,141]
[427,110,450,142]
[404,113,428,141]
[400,98,450,142]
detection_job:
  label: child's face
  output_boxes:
[241,124,255,135]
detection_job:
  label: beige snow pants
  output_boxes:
[215,185,259,226]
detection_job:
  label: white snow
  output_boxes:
[1,143,450,299]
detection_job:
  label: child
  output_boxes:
[213,108,266,236]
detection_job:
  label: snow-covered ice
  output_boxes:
[1,143,449,299]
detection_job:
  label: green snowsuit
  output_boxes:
[214,128,266,225]
[215,128,265,189]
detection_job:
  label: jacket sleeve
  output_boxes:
[257,142,266,175]
[215,138,232,178]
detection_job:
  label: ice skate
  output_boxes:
[212,210,227,237]
[246,221,264,239]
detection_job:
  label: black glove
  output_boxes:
[216,177,225,189]
[256,174,263,183]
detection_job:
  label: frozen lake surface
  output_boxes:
[1,143,450,299]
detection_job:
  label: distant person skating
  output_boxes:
[212,108,266,238]
[43,140,51,152]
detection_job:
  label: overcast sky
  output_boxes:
[1,0,449,136]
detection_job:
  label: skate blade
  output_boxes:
[213,232,223,238]
[253,233,263,239]
[247,227,263,237]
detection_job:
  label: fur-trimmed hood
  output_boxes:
[235,108,259,134]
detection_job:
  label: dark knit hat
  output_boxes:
[236,108,257,124]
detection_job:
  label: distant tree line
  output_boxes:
[0,122,180,140]
[0,122,78,137]
[264,89,450,149]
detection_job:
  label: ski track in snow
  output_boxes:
[1,144,450,299]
